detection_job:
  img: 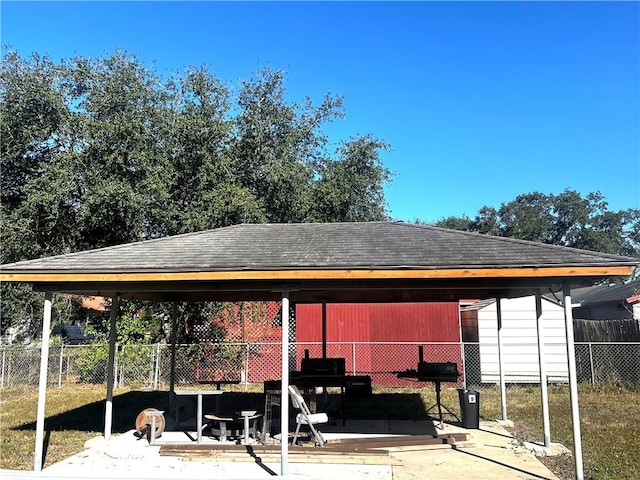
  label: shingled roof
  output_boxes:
[1,221,636,272]
[571,278,640,305]
[1,222,637,302]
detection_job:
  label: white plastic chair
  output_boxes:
[288,384,328,447]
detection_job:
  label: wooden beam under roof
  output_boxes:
[1,265,635,283]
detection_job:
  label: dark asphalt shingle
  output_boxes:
[1,221,637,273]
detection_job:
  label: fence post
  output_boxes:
[461,341,467,389]
[352,342,356,375]
[154,343,161,390]
[114,343,120,388]
[148,344,154,388]
[588,342,595,384]
[119,346,124,388]
[244,343,249,392]
[57,344,64,388]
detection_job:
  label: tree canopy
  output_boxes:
[1,49,393,261]
[432,190,640,257]
[0,49,392,338]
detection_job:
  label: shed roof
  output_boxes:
[1,221,637,303]
[571,278,640,306]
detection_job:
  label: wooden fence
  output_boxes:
[573,318,640,342]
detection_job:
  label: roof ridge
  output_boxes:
[237,221,395,227]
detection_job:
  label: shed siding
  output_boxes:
[477,296,569,383]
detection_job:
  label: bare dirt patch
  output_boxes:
[508,422,574,480]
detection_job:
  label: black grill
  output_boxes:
[396,346,460,382]
[300,357,346,376]
[395,346,461,428]
[416,361,460,382]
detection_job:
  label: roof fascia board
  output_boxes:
[1,265,635,284]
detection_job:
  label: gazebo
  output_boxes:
[1,221,637,479]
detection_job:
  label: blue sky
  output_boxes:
[2,1,639,222]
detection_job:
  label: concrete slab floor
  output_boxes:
[0,420,562,480]
[390,421,562,480]
[322,419,561,480]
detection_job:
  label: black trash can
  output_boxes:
[458,388,480,429]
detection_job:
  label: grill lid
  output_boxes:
[300,357,346,376]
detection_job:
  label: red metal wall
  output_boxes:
[295,303,462,385]
[296,303,460,343]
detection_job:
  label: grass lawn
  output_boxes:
[0,384,113,470]
[1,383,639,479]
[452,384,640,480]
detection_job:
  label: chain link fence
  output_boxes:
[1,341,638,389]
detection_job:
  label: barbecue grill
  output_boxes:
[396,346,461,429]
[291,354,348,425]
[300,357,346,377]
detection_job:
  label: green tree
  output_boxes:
[231,68,346,223]
[497,192,555,243]
[65,52,171,247]
[472,206,501,236]
[162,68,263,233]
[0,48,393,337]
[311,135,392,222]
[0,51,75,262]
[0,51,67,211]
[428,215,473,231]
[432,189,640,256]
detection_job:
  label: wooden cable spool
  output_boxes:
[135,407,165,441]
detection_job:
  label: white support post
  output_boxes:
[104,295,120,440]
[536,290,551,447]
[563,284,584,480]
[280,291,290,477]
[34,292,53,471]
[496,297,508,421]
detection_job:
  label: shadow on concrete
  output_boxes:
[454,448,557,480]
[477,425,515,439]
